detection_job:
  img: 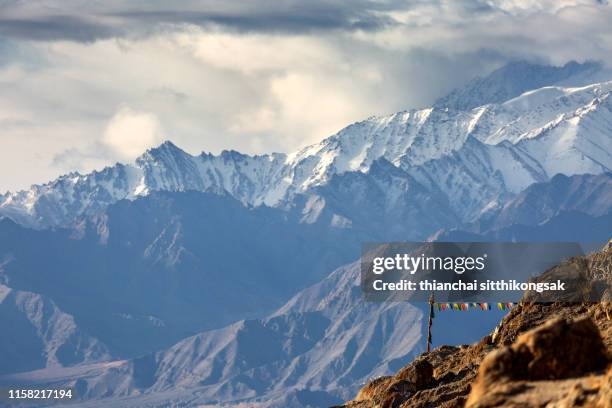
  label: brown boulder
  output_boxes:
[467,316,609,406]
[395,358,434,389]
[354,376,392,402]
[515,316,608,380]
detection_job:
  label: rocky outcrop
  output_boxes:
[351,358,436,407]
[339,243,612,408]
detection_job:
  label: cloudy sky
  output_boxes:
[1,0,611,192]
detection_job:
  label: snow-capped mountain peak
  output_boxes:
[1,61,611,228]
[434,60,602,110]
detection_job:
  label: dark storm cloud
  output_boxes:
[0,0,608,43]
[3,0,606,42]
[0,0,415,42]
[111,5,394,33]
[0,15,118,42]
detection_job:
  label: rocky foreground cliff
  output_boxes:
[338,243,612,408]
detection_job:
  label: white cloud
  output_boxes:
[173,29,340,75]
[484,0,601,14]
[102,106,164,160]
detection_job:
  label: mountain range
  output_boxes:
[1,62,611,230]
[0,60,611,407]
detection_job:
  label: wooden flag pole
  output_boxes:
[427,292,434,353]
